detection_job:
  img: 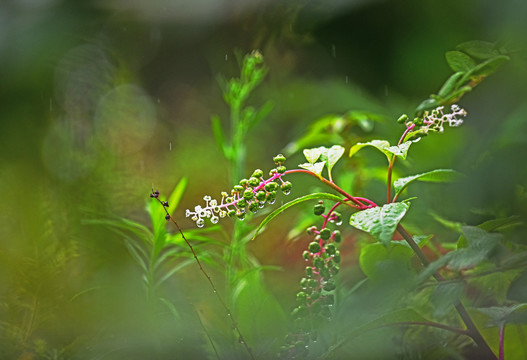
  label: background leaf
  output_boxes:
[445,50,477,72]
[394,169,460,198]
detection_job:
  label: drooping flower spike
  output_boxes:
[185,154,292,227]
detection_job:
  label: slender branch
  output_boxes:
[386,154,396,203]
[396,224,497,360]
[284,169,374,209]
[153,195,255,360]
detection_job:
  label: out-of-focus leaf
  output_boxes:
[211,115,229,159]
[252,192,343,240]
[477,303,527,325]
[416,98,442,113]
[438,71,465,97]
[429,211,464,232]
[393,169,460,198]
[460,55,510,84]
[445,51,477,72]
[324,145,345,174]
[456,40,500,60]
[431,282,465,317]
[349,203,410,246]
[359,242,413,279]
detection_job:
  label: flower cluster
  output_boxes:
[185,154,292,227]
[279,201,342,359]
[422,104,466,133]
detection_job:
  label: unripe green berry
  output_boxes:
[313,203,325,216]
[239,179,248,187]
[320,228,331,240]
[264,182,278,192]
[233,185,244,192]
[325,243,336,255]
[281,181,292,193]
[269,169,277,176]
[237,198,247,208]
[310,291,320,300]
[302,250,310,261]
[324,280,336,291]
[305,266,313,277]
[330,264,340,275]
[252,169,263,178]
[300,277,309,288]
[333,250,341,264]
[273,154,286,164]
[308,279,318,288]
[276,165,286,174]
[256,190,266,202]
[296,291,308,304]
[243,189,254,200]
[332,230,342,243]
[236,211,245,220]
[332,212,342,224]
[228,209,236,218]
[320,266,330,280]
[397,114,408,124]
[308,241,321,254]
[291,305,308,318]
[266,191,277,202]
[313,256,324,269]
[248,201,258,212]
[248,177,259,187]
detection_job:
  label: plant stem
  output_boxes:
[387,154,396,203]
[157,199,255,360]
[378,321,470,336]
[284,169,375,209]
[396,224,497,360]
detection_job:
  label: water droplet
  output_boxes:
[238,336,245,344]
[196,219,205,228]
[336,221,343,226]
[258,203,265,209]
[268,198,276,205]
[169,142,172,151]
[283,190,291,195]
[211,216,219,224]
[225,54,228,61]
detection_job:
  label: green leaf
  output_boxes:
[298,161,326,176]
[303,148,323,164]
[416,97,442,113]
[393,169,460,198]
[167,177,188,217]
[324,145,345,174]
[456,40,500,60]
[252,192,343,240]
[249,100,274,129]
[349,203,410,246]
[477,304,527,325]
[438,71,465,98]
[431,282,465,317]
[359,242,414,279]
[211,115,228,158]
[459,55,510,85]
[349,140,412,162]
[445,51,477,72]
[429,211,464,232]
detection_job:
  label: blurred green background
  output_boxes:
[1,0,526,359]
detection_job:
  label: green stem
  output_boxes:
[387,154,396,203]
[396,224,497,360]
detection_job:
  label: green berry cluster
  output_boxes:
[185,154,291,227]
[279,201,342,359]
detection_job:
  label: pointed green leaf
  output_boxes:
[438,72,465,97]
[445,51,477,72]
[456,40,500,60]
[349,140,412,162]
[325,145,345,173]
[416,97,442,113]
[349,203,410,246]
[252,192,343,240]
[431,282,465,317]
[211,115,229,159]
[298,161,326,176]
[303,148,323,164]
[394,169,460,198]
[167,177,188,216]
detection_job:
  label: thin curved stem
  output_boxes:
[154,196,255,360]
[284,169,374,209]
